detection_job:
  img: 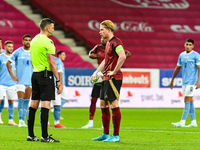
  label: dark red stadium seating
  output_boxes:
[1,0,94,68]
[30,0,200,69]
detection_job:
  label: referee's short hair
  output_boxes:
[39,18,55,31]
[185,39,194,45]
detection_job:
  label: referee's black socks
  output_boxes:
[40,107,49,138]
[27,107,37,137]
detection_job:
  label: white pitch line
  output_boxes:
[1,125,200,134]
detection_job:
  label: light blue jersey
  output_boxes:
[9,47,33,86]
[0,53,15,86]
[177,50,200,86]
[2,49,5,53]
[54,57,63,85]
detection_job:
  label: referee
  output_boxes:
[27,18,61,142]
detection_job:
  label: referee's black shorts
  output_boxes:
[31,71,55,101]
[91,84,101,98]
[100,78,122,101]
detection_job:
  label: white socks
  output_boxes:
[54,120,59,125]
[180,120,186,125]
[191,120,197,124]
[89,120,93,125]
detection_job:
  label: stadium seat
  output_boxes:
[31,0,200,69]
[1,0,94,68]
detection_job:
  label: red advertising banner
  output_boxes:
[122,71,151,87]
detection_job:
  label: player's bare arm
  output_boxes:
[125,50,131,59]
[107,50,126,77]
[6,60,20,82]
[89,45,98,59]
[170,66,181,89]
[47,54,61,89]
[89,52,98,59]
[96,59,105,72]
[57,72,63,94]
[91,59,105,80]
[195,65,200,89]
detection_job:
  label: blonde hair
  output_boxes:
[100,20,115,32]
[4,40,13,46]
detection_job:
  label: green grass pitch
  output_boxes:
[0,108,200,150]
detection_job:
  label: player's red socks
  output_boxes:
[89,97,98,120]
[101,107,110,134]
[112,107,121,136]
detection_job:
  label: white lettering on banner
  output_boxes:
[88,20,154,32]
[123,74,149,84]
[0,19,13,28]
[110,0,189,9]
[171,25,200,33]
[162,78,182,86]
[141,94,163,102]
[121,21,154,32]
[68,75,93,86]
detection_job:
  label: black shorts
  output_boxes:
[91,84,101,98]
[100,78,122,101]
[31,71,55,101]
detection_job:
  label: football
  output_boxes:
[92,71,103,84]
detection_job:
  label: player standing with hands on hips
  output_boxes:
[27,18,61,142]
[170,39,200,127]
[92,20,126,142]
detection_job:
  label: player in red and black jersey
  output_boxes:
[82,38,131,129]
[92,20,126,142]
[81,38,106,129]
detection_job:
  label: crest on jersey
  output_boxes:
[107,45,110,52]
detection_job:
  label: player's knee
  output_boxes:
[184,97,192,102]
[30,100,40,109]
[8,100,14,104]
